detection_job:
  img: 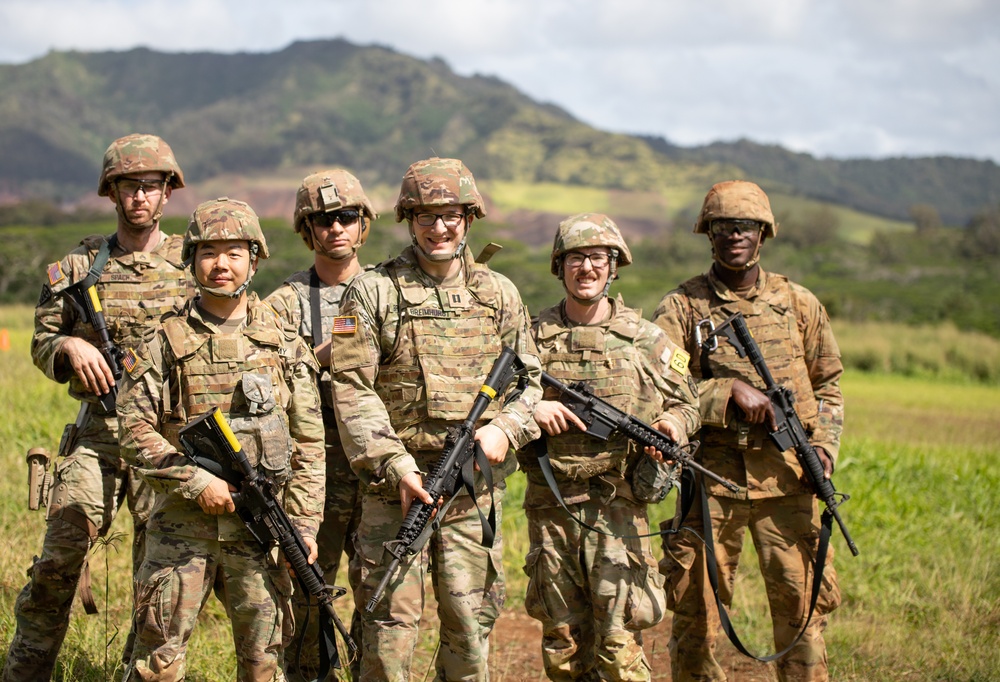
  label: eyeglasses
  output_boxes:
[116,179,164,197]
[564,251,611,269]
[311,209,361,228]
[414,212,466,228]
[708,219,762,238]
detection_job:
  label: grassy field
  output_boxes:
[0,305,998,680]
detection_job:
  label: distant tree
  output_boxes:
[781,206,839,249]
[961,204,1000,260]
[910,203,943,232]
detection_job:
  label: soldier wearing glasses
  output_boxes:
[328,158,542,680]
[652,181,843,682]
[265,169,377,680]
[4,134,193,681]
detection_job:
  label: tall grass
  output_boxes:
[1,306,999,679]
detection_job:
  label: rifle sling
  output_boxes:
[80,234,118,290]
[309,268,325,349]
[535,450,695,540]
[698,475,832,663]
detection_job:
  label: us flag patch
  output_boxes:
[332,315,358,335]
[122,347,140,375]
[47,262,65,286]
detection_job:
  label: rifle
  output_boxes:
[60,280,122,412]
[703,312,859,556]
[179,408,356,676]
[540,372,740,493]
[365,346,527,613]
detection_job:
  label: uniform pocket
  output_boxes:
[623,549,667,631]
[522,545,552,622]
[659,518,696,612]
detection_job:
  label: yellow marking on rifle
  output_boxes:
[211,408,242,452]
[480,385,497,400]
[87,286,103,313]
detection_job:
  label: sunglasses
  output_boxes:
[311,209,361,228]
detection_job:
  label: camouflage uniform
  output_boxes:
[330,158,542,682]
[652,182,844,682]
[117,199,326,681]
[518,214,700,681]
[3,134,191,681]
[266,168,377,680]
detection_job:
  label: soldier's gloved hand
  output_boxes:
[474,424,510,465]
[533,400,588,436]
[197,478,236,515]
[730,379,776,428]
[399,471,437,518]
[61,336,116,396]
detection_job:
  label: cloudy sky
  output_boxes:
[2,0,998,163]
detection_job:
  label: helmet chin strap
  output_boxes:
[409,217,468,262]
[115,179,168,230]
[192,245,259,299]
[559,253,618,304]
[312,217,366,261]
[710,230,764,271]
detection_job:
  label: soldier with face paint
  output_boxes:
[328,158,542,681]
[4,134,194,681]
[117,198,325,681]
[519,213,700,681]
[265,169,377,681]
[652,181,844,682]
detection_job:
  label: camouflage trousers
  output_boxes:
[659,493,841,682]
[124,530,291,682]
[285,434,363,682]
[2,411,152,682]
[353,487,507,682]
[523,494,666,682]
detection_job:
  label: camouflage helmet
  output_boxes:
[550,212,632,276]
[183,197,269,262]
[293,169,377,250]
[98,134,185,197]
[394,157,486,222]
[694,180,777,238]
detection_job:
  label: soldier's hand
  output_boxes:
[730,379,776,428]
[399,471,437,518]
[815,446,834,479]
[645,420,681,464]
[533,400,587,436]
[474,424,510,465]
[286,535,319,578]
[197,478,236,515]
[61,336,115,396]
[313,338,332,367]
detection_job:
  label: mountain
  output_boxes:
[0,39,997,226]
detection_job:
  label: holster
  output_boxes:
[26,447,52,511]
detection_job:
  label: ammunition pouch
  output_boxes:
[630,452,681,504]
[26,447,52,511]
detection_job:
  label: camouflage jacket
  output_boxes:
[32,232,193,407]
[520,296,701,509]
[652,267,844,499]
[329,246,542,493]
[117,294,326,540]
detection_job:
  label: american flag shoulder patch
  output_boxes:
[332,315,358,335]
[47,262,65,286]
[122,347,140,376]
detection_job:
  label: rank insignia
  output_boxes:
[332,315,358,335]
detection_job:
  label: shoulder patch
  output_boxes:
[47,262,65,286]
[122,347,140,376]
[669,347,691,375]
[37,283,53,306]
[332,315,358,335]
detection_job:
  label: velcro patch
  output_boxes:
[669,347,691,375]
[47,262,65,286]
[122,347,140,376]
[332,315,358,335]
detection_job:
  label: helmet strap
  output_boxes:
[114,178,169,230]
[409,214,469,262]
[561,253,618,305]
[191,243,259,299]
[710,230,764,271]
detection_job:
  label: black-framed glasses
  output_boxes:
[311,209,361,228]
[708,219,762,238]
[414,212,466,228]
[116,178,164,197]
[564,251,611,268]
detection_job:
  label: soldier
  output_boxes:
[519,213,700,681]
[116,198,325,681]
[3,133,192,681]
[265,169,376,680]
[329,157,542,681]
[652,181,843,681]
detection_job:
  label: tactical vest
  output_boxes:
[535,302,646,480]
[375,255,503,438]
[683,272,819,432]
[159,305,293,484]
[284,269,348,412]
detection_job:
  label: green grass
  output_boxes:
[1,306,999,680]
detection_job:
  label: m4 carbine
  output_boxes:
[60,280,122,413]
[540,372,740,494]
[179,408,356,676]
[365,346,527,613]
[703,312,859,556]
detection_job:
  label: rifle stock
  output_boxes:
[540,372,740,493]
[705,312,859,557]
